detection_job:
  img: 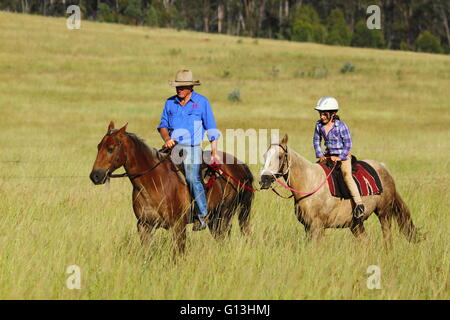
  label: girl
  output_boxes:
[313,96,365,219]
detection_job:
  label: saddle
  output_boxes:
[318,155,383,199]
[160,148,220,224]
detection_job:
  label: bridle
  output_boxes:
[267,143,337,199]
[269,143,291,181]
[105,132,171,181]
[267,143,294,198]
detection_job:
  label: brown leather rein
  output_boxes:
[107,133,171,181]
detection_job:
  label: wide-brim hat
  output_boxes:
[169,70,201,87]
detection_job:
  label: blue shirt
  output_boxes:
[157,91,220,146]
[313,119,352,160]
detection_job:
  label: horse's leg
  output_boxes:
[375,209,393,249]
[238,203,252,236]
[303,224,312,242]
[309,222,324,244]
[237,188,253,236]
[172,219,187,257]
[350,220,368,242]
[208,209,233,240]
[137,220,157,246]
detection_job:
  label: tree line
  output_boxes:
[2,0,449,54]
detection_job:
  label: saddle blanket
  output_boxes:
[318,159,383,199]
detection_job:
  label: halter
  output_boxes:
[268,143,337,199]
[270,143,291,181]
[106,132,170,180]
[268,143,293,198]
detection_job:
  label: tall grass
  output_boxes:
[0,12,448,299]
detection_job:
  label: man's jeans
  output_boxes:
[179,145,208,219]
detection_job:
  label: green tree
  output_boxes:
[143,6,161,27]
[326,8,351,46]
[98,3,116,23]
[124,0,142,25]
[415,31,444,54]
[351,19,385,48]
[289,5,326,43]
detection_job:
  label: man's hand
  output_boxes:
[319,156,327,163]
[330,156,341,162]
[210,152,221,164]
[163,139,176,149]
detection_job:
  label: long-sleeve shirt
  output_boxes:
[157,91,220,146]
[313,119,352,160]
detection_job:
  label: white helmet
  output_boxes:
[314,96,339,111]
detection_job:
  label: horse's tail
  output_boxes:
[389,191,419,243]
[237,163,254,235]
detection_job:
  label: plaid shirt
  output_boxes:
[313,119,352,160]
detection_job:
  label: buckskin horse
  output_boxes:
[90,122,254,255]
[259,134,419,247]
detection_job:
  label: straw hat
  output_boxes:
[169,70,201,87]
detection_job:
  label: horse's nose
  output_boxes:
[90,170,105,185]
[259,175,274,189]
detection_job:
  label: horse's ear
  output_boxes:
[117,123,128,135]
[107,121,115,133]
[281,134,288,145]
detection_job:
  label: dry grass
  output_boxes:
[0,11,448,299]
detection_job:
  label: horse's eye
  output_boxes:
[107,147,114,153]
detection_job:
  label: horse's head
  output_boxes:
[259,134,290,189]
[90,121,128,185]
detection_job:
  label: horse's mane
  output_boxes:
[286,146,313,167]
[125,132,164,160]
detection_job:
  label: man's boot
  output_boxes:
[193,216,207,231]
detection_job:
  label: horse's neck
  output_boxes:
[123,136,162,176]
[287,151,318,190]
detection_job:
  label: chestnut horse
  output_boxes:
[259,134,419,247]
[90,122,254,255]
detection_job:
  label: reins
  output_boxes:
[108,134,172,180]
[269,144,337,198]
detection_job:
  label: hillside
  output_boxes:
[0,11,448,299]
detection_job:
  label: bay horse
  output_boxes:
[90,122,254,255]
[259,134,419,247]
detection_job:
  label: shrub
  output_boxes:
[415,31,443,54]
[228,89,241,102]
[98,3,116,23]
[351,19,385,48]
[295,66,328,79]
[340,62,355,73]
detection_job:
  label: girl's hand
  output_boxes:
[330,156,341,162]
[319,156,327,163]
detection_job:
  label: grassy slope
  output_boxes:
[0,11,448,299]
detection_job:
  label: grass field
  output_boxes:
[0,11,449,299]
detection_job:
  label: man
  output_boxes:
[157,70,221,231]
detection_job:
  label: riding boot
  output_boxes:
[192,216,207,231]
[353,203,365,219]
